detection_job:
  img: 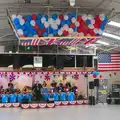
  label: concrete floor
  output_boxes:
[0,104,120,120]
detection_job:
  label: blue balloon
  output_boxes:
[93,71,99,76]
[13,18,19,25]
[52,14,58,20]
[48,27,53,33]
[23,30,28,36]
[37,13,42,20]
[40,23,44,29]
[66,20,71,25]
[53,29,58,36]
[96,33,100,36]
[15,24,21,29]
[28,34,33,37]
[71,12,77,17]
[68,13,72,19]
[100,24,105,30]
[43,32,48,37]
[44,15,48,21]
[103,16,108,25]
[26,15,32,21]
[25,21,30,27]
[86,19,91,25]
[61,20,65,26]
[73,27,77,32]
[21,25,26,30]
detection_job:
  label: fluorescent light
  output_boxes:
[96,40,109,45]
[103,32,120,40]
[108,21,120,27]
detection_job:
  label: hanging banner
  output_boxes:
[34,56,42,67]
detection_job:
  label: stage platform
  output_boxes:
[0,100,88,109]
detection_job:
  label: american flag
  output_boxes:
[98,53,120,71]
[19,38,96,46]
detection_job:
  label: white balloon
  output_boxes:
[82,14,87,21]
[48,34,54,37]
[63,24,69,30]
[44,22,49,28]
[87,33,91,36]
[56,18,61,25]
[30,20,35,26]
[91,19,95,24]
[58,30,63,36]
[51,24,58,30]
[11,14,17,20]
[99,14,105,21]
[88,24,94,29]
[88,14,93,20]
[98,29,103,35]
[17,29,23,36]
[34,35,38,37]
[93,28,99,34]
[48,18,54,25]
[68,28,73,34]
[17,15,22,19]
[20,19,25,25]
[75,21,80,27]
[71,17,76,23]
[60,27,64,32]
[41,17,46,23]
[79,32,84,36]
[72,32,77,36]
[64,15,69,20]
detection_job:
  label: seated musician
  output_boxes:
[0,85,4,94]
[22,86,29,94]
[65,82,71,92]
[5,83,14,94]
[71,84,78,95]
[43,81,47,88]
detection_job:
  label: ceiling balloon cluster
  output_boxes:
[11,13,108,37]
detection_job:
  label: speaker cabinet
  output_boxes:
[94,79,99,87]
[89,81,94,89]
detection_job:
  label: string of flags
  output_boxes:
[0,71,117,81]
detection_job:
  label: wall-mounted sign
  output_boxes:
[34,56,42,67]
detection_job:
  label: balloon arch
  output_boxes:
[8,10,108,46]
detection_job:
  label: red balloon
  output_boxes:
[70,23,75,28]
[37,29,42,37]
[93,74,97,78]
[34,25,39,30]
[59,14,64,20]
[63,30,69,36]
[88,29,96,36]
[77,15,82,22]
[77,27,82,33]
[32,14,37,20]
[94,15,102,26]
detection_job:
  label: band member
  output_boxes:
[5,83,14,94]
[0,85,4,94]
[33,81,42,102]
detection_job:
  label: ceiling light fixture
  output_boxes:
[103,32,120,40]
[96,40,109,45]
[108,21,120,28]
[69,0,75,6]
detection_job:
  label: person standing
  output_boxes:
[33,81,42,102]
